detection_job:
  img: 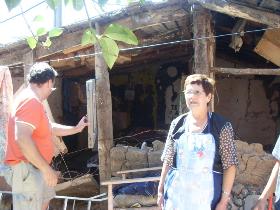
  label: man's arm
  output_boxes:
[51,116,88,136]
[16,122,58,187]
[253,160,279,210]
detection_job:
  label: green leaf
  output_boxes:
[43,37,52,48]
[26,37,37,49]
[139,0,145,4]
[72,0,83,10]
[46,0,62,10]
[81,28,97,45]
[98,0,108,8]
[36,27,48,36]
[48,28,63,38]
[64,0,71,6]
[99,37,119,69]
[104,24,138,45]
[33,15,44,22]
[5,0,21,11]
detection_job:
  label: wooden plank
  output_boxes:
[101,176,160,185]
[62,43,93,54]
[108,184,113,210]
[55,174,99,197]
[116,167,162,175]
[86,79,97,149]
[192,5,215,75]
[212,67,280,75]
[254,29,280,67]
[189,0,280,27]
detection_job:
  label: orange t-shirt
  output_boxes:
[5,89,54,165]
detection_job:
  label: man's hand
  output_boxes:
[41,166,60,187]
[76,116,88,133]
[252,199,266,210]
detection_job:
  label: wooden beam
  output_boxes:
[189,0,280,27]
[192,5,215,75]
[23,51,34,84]
[212,67,280,75]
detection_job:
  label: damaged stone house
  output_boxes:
[1,0,280,209]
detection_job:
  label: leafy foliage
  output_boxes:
[33,15,44,22]
[72,0,84,10]
[98,0,108,8]
[99,37,119,69]
[5,0,21,11]
[81,28,97,45]
[48,28,63,37]
[104,24,138,45]
[36,27,48,36]
[46,0,62,10]
[26,36,37,49]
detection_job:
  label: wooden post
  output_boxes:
[192,4,215,75]
[23,50,34,85]
[94,22,113,182]
[192,4,215,111]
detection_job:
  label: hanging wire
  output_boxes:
[5,25,280,70]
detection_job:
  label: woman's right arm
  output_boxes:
[157,118,177,208]
[157,163,170,208]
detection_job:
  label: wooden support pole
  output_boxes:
[189,0,280,28]
[95,22,113,183]
[212,67,280,75]
[192,4,215,75]
[23,50,34,85]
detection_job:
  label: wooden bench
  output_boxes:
[101,167,161,210]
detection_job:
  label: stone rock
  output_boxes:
[111,146,127,161]
[148,151,162,167]
[243,195,263,210]
[152,140,165,151]
[111,146,128,175]
[232,183,244,196]
[113,194,157,208]
[249,143,264,154]
[236,140,250,153]
[111,159,125,176]
[241,188,249,199]
[233,198,244,207]
[126,147,148,169]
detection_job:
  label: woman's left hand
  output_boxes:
[215,196,230,210]
[215,201,228,210]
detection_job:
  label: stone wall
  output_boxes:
[111,140,164,177]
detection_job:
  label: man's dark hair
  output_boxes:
[28,62,58,84]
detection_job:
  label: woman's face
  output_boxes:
[184,83,212,110]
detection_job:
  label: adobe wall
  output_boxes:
[215,57,279,147]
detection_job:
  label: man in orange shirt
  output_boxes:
[4,62,88,210]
